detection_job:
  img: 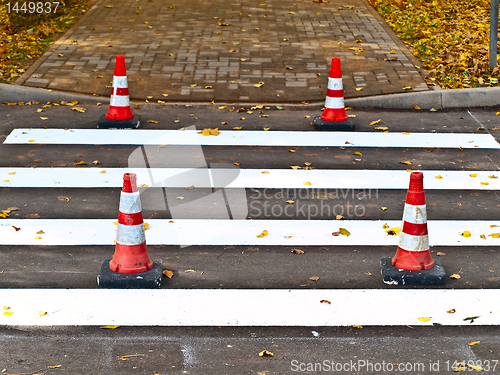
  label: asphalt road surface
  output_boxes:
[0,101,500,374]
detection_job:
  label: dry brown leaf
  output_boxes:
[58,196,70,202]
[320,299,331,304]
[291,249,304,254]
[310,276,320,281]
[450,273,461,279]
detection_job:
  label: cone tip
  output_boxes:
[123,173,137,193]
[329,57,342,78]
[410,171,424,180]
[114,55,127,76]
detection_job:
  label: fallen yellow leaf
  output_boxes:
[162,270,174,278]
[460,231,471,237]
[488,233,500,238]
[450,273,461,279]
[147,120,159,123]
[386,227,401,235]
[468,341,481,346]
[434,175,443,179]
[256,230,269,238]
[417,317,431,322]
[470,174,477,177]
[200,128,220,136]
[303,181,311,185]
[38,311,47,316]
[480,182,489,185]
[258,350,274,357]
[352,325,363,329]
[353,151,362,156]
[339,228,350,237]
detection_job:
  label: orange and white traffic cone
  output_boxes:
[313,57,354,131]
[98,55,141,129]
[381,172,446,285]
[97,173,162,288]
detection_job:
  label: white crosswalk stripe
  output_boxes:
[1,219,499,246]
[0,289,498,326]
[5,128,500,148]
[1,127,500,326]
[1,167,499,189]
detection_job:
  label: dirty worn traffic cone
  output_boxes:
[97,173,162,288]
[313,57,354,131]
[97,55,141,129]
[381,172,446,285]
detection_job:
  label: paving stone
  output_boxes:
[18,0,429,102]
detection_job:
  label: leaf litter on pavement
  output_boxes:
[369,0,499,89]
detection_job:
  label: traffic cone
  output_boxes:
[381,172,446,285]
[97,173,163,288]
[97,55,141,129]
[313,57,354,131]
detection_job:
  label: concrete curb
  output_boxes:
[345,87,500,110]
[2,83,500,109]
[0,83,109,104]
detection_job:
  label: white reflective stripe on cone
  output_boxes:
[327,77,343,91]
[112,76,128,88]
[402,204,427,224]
[119,191,142,214]
[324,96,345,109]
[398,232,430,252]
[116,223,146,246]
[109,95,130,107]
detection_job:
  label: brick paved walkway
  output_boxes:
[18,0,430,102]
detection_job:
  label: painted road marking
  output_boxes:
[1,219,498,246]
[0,289,497,326]
[5,128,500,148]
[1,168,499,189]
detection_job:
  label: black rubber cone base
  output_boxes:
[97,259,163,288]
[381,256,446,286]
[313,116,354,131]
[98,114,141,129]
